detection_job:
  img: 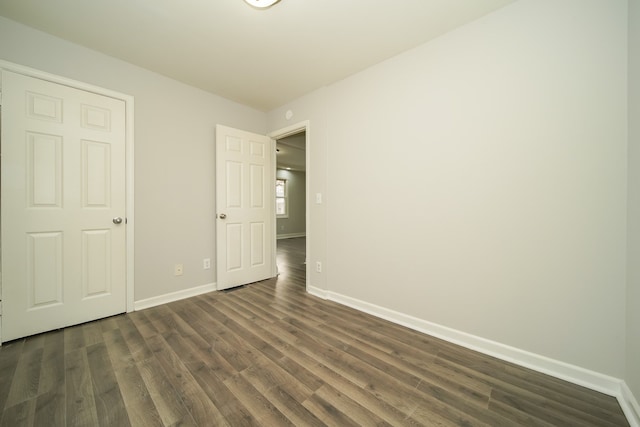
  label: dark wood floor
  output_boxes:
[0,237,630,426]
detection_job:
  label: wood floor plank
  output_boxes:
[490,388,624,427]
[183,360,252,426]
[279,320,417,404]
[202,292,326,398]
[127,311,159,340]
[272,318,425,416]
[434,352,629,426]
[177,298,258,371]
[487,398,557,427]
[408,402,480,427]
[33,330,66,426]
[102,328,135,371]
[150,305,197,339]
[165,301,249,381]
[38,330,65,395]
[262,385,326,427]
[81,321,104,348]
[98,316,120,334]
[415,379,515,427]
[105,324,163,425]
[0,339,25,378]
[302,392,362,427]
[241,287,298,320]
[0,237,631,426]
[146,334,230,427]
[4,347,43,409]
[0,340,24,412]
[268,335,416,425]
[293,313,494,425]
[20,335,45,354]
[218,293,273,323]
[0,398,35,427]
[85,342,131,427]
[136,357,198,427]
[112,364,164,427]
[65,349,100,427]
[240,352,314,404]
[273,353,325,391]
[313,383,394,427]
[63,325,86,354]
[223,373,294,426]
[322,320,491,407]
[33,388,65,427]
[201,300,286,362]
[115,316,154,364]
[193,302,326,395]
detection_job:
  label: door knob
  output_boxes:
[219,213,227,219]
[113,217,123,224]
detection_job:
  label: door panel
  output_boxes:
[28,132,63,207]
[250,222,265,267]
[82,140,111,207]
[27,232,63,308]
[1,70,127,341]
[216,125,274,290]
[82,229,112,297]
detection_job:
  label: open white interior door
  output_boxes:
[1,70,127,342]
[215,125,275,290]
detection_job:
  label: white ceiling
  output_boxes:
[0,0,513,111]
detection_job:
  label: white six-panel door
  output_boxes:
[1,70,127,341]
[216,125,275,290]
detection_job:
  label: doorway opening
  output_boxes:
[275,131,306,285]
[275,131,306,239]
[269,121,310,291]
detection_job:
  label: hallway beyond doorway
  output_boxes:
[276,237,305,286]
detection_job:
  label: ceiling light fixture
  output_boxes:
[244,0,280,8]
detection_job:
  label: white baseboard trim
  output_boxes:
[277,232,306,240]
[621,382,640,427]
[307,285,329,300]
[307,287,638,426]
[134,282,217,311]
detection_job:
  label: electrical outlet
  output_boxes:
[316,261,322,273]
[203,258,211,269]
[174,263,183,276]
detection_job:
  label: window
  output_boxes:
[276,178,288,218]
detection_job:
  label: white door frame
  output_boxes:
[0,61,135,341]
[268,121,310,291]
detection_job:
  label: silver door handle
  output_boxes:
[219,213,227,219]
[113,217,123,224]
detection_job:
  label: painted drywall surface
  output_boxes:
[628,0,640,402]
[0,17,267,302]
[276,169,306,237]
[269,89,330,290]
[270,0,627,378]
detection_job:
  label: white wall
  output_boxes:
[270,90,331,290]
[0,16,267,302]
[269,0,628,380]
[627,0,640,404]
